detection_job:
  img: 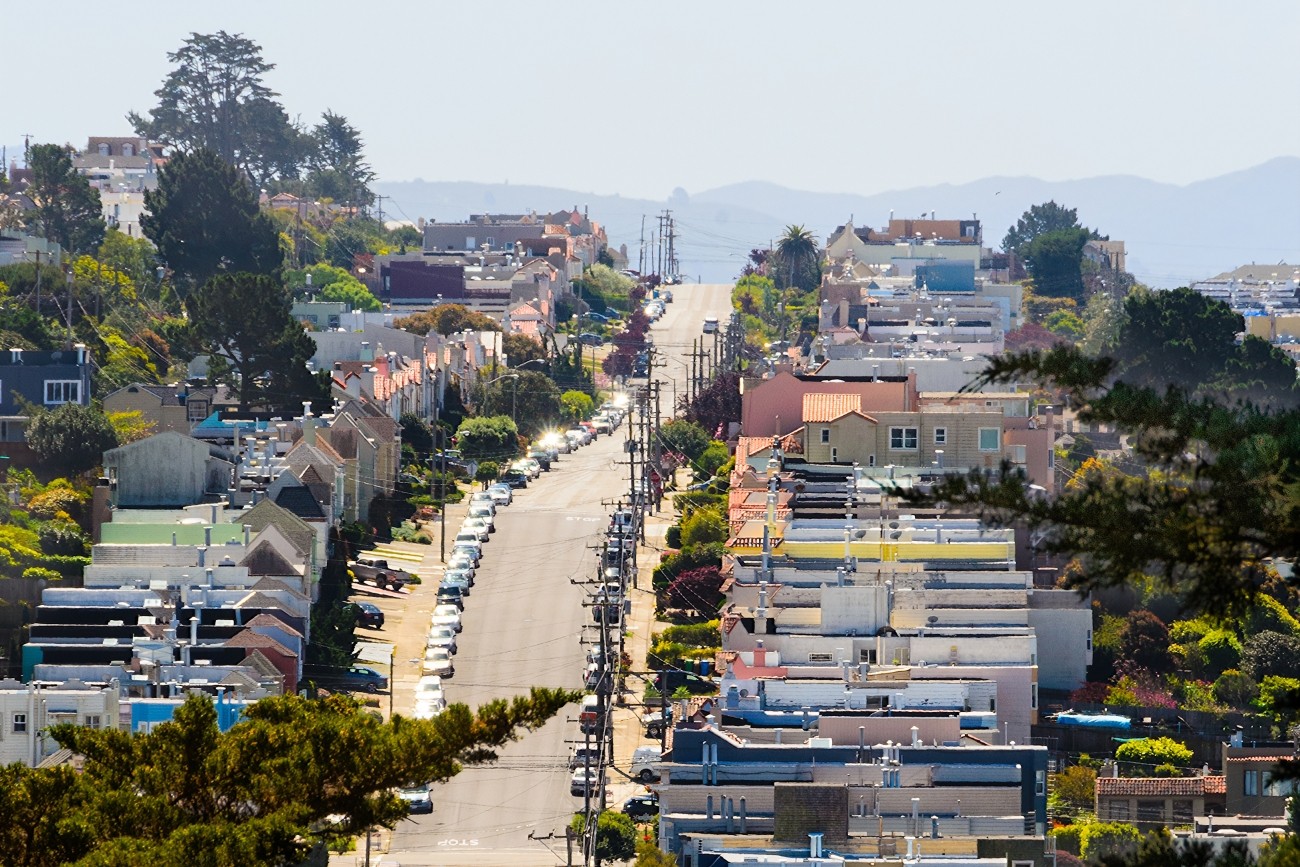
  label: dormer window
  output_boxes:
[121,143,135,157]
[97,143,110,156]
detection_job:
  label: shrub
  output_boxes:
[1242,631,1300,681]
[651,543,723,589]
[663,566,724,613]
[1198,629,1242,678]
[21,566,61,582]
[660,620,721,648]
[680,505,728,548]
[1079,822,1141,860]
[38,521,88,556]
[28,487,88,522]
[1053,824,1083,855]
[1115,736,1193,768]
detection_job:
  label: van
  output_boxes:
[579,694,604,734]
[630,746,662,782]
[702,316,719,334]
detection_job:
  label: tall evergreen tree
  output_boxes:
[142,149,281,293]
[25,143,105,254]
[306,110,375,209]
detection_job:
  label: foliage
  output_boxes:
[1050,765,1098,813]
[1023,227,1091,301]
[503,333,546,369]
[1114,736,1193,768]
[399,412,434,455]
[1255,676,1300,728]
[186,272,317,410]
[1080,291,1126,357]
[1243,631,1300,681]
[1245,595,1300,638]
[305,110,375,208]
[574,263,636,301]
[659,620,722,649]
[27,403,119,477]
[1044,309,1086,341]
[1213,669,1260,708]
[1119,610,1172,673]
[474,461,500,487]
[679,505,728,548]
[38,521,89,557]
[570,811,637,864]
[635,838,678,867]
[1078,821,1141,861]
[394,304,501,337]
[561,390,594,422]
[454,415,518,462]
[660,419,711,462]
[129,30,305,188]
[289,263,378,311]
[143,148,281,292]
[663,566,725,613]
[1105,674,1176,710]
[775,224,821,293]
[10,687,578,865]
[680,371,742,439]
[696,442,731,479]
[106,409,158,448]
[1197,630,1242,679]
[26,486,88,523]
[478,370,562,437]
[25,143,105,254]
[652,543,724,590]
[1002,200,1094,256]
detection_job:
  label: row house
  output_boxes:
[0,344,92,444]
[102,383,239,435]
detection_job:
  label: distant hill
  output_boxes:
[367,158,1296,288]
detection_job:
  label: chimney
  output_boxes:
[204,526,212,547]
[911,725,920,747]
[242,525,250,546]
[8,348,20,364]
[838,298,848,326]
[301,401,316,446]
[809,833,824,859]
[360,341,374,362]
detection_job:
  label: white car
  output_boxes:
[423,647,455,677]
[461,517,491,541]
[468,502,496,523]
[416,675,445,704]
[469,491,495,507]
[411,701,443,720]
[447,553,476,576]
[427,625,458,653]
[431,603,462,633]
[451,542,481,565]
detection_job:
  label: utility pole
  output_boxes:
[638,214,646,276]
[690,338,698,406]
[375,194,387,226]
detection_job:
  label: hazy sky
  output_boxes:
[7,1,1299,200]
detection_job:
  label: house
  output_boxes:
[0,678,120,766]
[102,432,237,507]
[740,370,917,439]
[1095,774,1226,826]
[825,218,984,272]
[72,136,161,237]
[1222,745,1297,818]
[102,383,236,435]
[0,345,93,443]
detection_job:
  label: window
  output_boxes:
[1173,800,1194,823]
[1031,684,1039,709]
[889,427,918,450]
[820,427,830,444]
[97,143,110,156]
[978,427,1000,451]
[12,713,26,733]
[933,427,947,445]
[1035,770,1046,796]
[1265,773,1294,797]
[1086,629,1093,651]
[1107,801,1130,820]
[859,648,877,664]
[44,380,82,405]
[84,714,102,730]
[808,652,834,664]
[1137,801,1165,821]
[1244,770,1260,796]
[121,143,134,157]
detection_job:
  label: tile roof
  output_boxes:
[1096,776,1225,797]
[1226,755,1295,763]
[802,393,862,423]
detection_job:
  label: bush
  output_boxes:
[1079,822,1141,861]
[695,442,730,479]
[1198,629,1242,678]
[1213,669,1260,708]
[662,566,724,613]
[660,620,721,648]
[27,487,88,522]
[38,521,88,556]
[660,419,710,461]
[680,505,728,548]
[1053,824,1083,855]
[664,525,681,549]
[1115,736,1193,768]
[652,543,723,590]
[21,566,61,582]
[1243,631,1300,681]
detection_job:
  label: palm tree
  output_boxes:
[776,224,819,291]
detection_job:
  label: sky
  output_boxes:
[6,0,1300,201]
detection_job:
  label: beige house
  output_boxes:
[1096,775,1225,827]
[798,392,1006,472]
[102,384,234,435]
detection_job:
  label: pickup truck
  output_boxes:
[350,557,415,591]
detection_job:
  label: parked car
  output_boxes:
[643,707,674,739]
[411,701,443,720]
[439,573,471,597]
[398,784,434,814]
[339,666,388,694]
[430,606,462,634]
[703,316,719,333]
[427,625,458,654]
[487,483,514,504]
[661,290,673,303]
[445,556,475,580]
[454,530,484,550]
[461,518,491,542]
[514,458,542,479]
[468,501,497,522]
[570,767,605,797]
[436,584,465,609]
[623,794,659,820]
[630,746,662,782]
[584,311,611,324]
[578,332,605,346]
[415,675,445,710]
[525,449,552,471]
[500,470,529,489]
[422,646,455,677]
[451,542,481,564]
[569,746,600,771]
[566,428,591,446]
[350,558,414,591]
[351,600,384,629]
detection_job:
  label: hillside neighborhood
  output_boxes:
[3,27,1300,867]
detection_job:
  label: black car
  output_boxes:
[501,470,529,489]
[436,584,465,609]
[623,794,659,821]
[352,601,384,629]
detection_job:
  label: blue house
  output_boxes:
[0,344,92,442]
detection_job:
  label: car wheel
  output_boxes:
[639,769,655,782]
[366,684,378,694]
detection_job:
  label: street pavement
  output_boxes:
[336,283,735,866]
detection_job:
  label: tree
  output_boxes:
[394,304,501,336]
[454,415,518,462]
[478,370,561,437]
[4,687,576,865]
[1119,610,1172,673]
[142,149,281,292]
[660,419,711,462]
[1002,200,1092,256]
[474,461,500,488]
[1114,736,1193,768]
[560,390,594,422]
[696,442,731,479]
[1242,631,1300,681]
[503,333,547,369]
[1044,309,1085,342]
[26,402,119,477]
[1051,765,1098,813]
[635,838,678,867]
[129,31,299,181]
[318,278,380,312]
[186,272,311,409]
[680,371,743,440]
[1078,822,1141,861]
[776,224,820,293]
[25,144,105,254]
[664,565,725,612]
[680,504,728,548]
[306,110,375,209]
[400,412,434,455]
[1022,227,1090,301]
[571,811,637,864]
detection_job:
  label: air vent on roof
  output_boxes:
[102,638,119,646]
[139,616,157,625]
[107,620,124,627]
[215,619,235,627]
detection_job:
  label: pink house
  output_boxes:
[740,370,918,438]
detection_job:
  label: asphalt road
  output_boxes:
[381,283,735,866]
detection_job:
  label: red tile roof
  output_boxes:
[802,393,861,423]
[1096,776,1225,797]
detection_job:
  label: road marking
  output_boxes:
[564,516,602,522]
[437,839,481,847]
